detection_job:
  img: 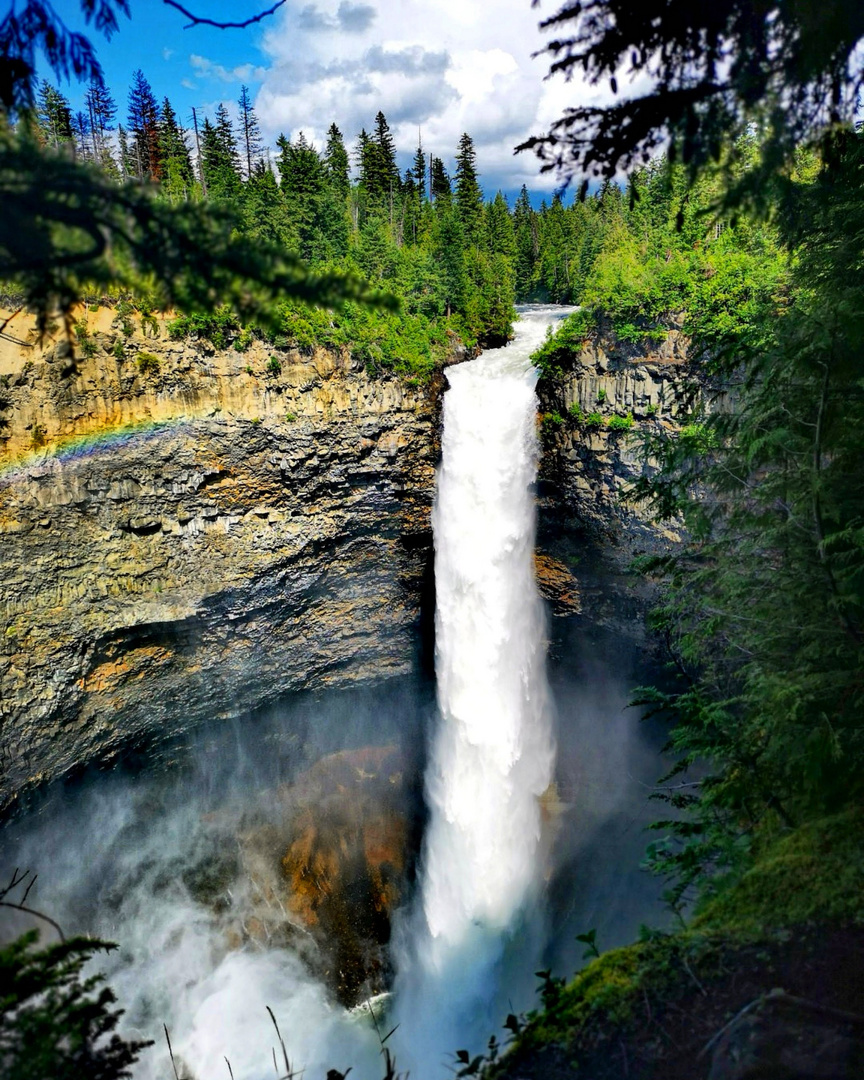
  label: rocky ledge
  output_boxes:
[0,307,438,811]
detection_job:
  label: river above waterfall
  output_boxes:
[0,306,671,1079]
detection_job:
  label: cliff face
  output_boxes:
[0,308,437,810]
[536,323,691,637]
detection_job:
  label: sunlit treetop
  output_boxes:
[523,0,864,199]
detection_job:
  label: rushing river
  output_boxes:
[1,305,667,1079]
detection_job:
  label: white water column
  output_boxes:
[395,306,570,1072]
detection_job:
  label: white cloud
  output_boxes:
[189,54,267,85]
[255,0,584,192]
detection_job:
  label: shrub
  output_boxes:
[167,305,238,349]
[136,352,160,376]
[607,413,635,431]
[267,356,282,375]
[233,328,253,352]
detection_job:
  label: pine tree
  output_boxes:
[363,111,400,206]
[513,185,539,299]
[70,109,92,159]
[241,160,291,246]
[431,156,451,201]
[200,109,241,201]
[85,81,116,164]
[116,124,133,178]
[323,122,350,201]
[276,131,341,259]
[158,97,194,202]
[36,81,73,149]
[485,192,516,258]
[237,84,262,180]
[412,139,427,201]
[127,69,161,180]
[454,132,483,241]
[434,201,466,317]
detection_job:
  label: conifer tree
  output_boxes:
[434,201,466,317]
[241,160,291,246]
[323,122,350,202]
[513,185,539,299]
[430,156,451,200]
[200,108,242,201]
[412,139,427,201]
[70,109,92,159]
[454,132,483,241]
[85,81,116,163]
[237,84,263,179]
[276,131,346,259]
[127,69,161,180]
[116,123,133,178]
[36,81,73,149]
[361,111,400,206]
[158,97,194,202]
[485,192,516,258]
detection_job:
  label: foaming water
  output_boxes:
[0,307,590,1080]
[391,305,574,1071]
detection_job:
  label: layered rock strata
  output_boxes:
[537,322,692,637]
[0,308,437,810]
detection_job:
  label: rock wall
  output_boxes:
[0,307,438,811]
[536,323,691,638]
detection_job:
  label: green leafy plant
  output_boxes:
[136,352,160,375]
[267,356,282,375]
[606,413,635,431]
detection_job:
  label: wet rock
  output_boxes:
[708,994,864,1080]
[239,745,417,1006]
[0,308,441,809]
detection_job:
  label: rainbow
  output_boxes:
[0,416,194,486]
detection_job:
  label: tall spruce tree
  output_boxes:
[200,108,242,202]
[323,122,350,202]
[237,84,263,179]
[454,132,483,241]
[430,156,451,200]
[513,185,539,299]
[158,97,194,202]
[85,81,116,163]
[36,81,73,149]
[412,138,427,201]
[127,69,160,180]
[70,109,92,159]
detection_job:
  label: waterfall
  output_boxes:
[393,305,570,1072]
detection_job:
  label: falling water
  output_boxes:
[393,305,572,1070]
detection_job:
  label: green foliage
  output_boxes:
[606,412,634,431]
[167,306,239,349]
[524,0,864,208]
[267,356,282,375]
[135,352,159,375]
[628,130,864,903]
[0,930,150,1080]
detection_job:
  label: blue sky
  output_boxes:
[46,0,598,201]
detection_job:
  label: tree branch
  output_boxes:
[161,0,287,29]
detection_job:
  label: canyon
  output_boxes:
[0,304,687,812]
